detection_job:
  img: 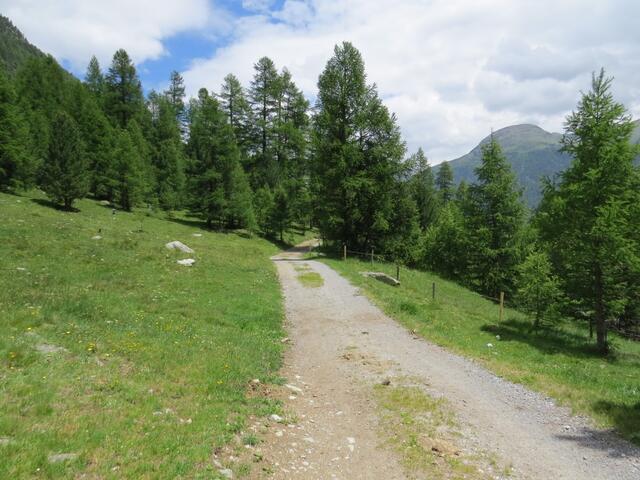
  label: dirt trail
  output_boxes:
[260,243,640,479]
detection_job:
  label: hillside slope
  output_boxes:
[0,191,285,478]
[0,15,44,74]
[441,121,640,207]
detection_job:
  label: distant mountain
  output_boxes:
[0,15,44,74]
[440,121,640,208]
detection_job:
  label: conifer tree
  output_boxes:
[84,55,105,100]
[464,134,524,297]
[516,250,563,329]
[112,128,146,211]
[105,49,144,128]
[149,92,185,210]
[249,57,279,188]
[220,73,252,157]
[312,42,408,252]
[0,69,35,190]
[40,111,88,209]
[536,70,640,353]
[187,89,254,229]
[408,148,439,230]
[436,161,454,203]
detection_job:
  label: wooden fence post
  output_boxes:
[396,264,400,281]
[343,244,347,261]
[499,291,505,322]
[432,282,436,300]
[371,249,374,265]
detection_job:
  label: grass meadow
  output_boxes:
[0,191,285,478]
[323,256,640,445]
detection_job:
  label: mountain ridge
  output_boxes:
[440,120,640,207]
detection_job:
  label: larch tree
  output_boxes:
[311,42,409,253]
[436,161,454,204]
[187,89,255,229]
[536,69,640,353]
[40,111,88,209]
[463,134,525,297]
[105,49,144,128]
[0,69,35,190]
[408,147,439,231]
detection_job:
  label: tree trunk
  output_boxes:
[594,265,608,354]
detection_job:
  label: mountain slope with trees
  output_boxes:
[0,14,44,74]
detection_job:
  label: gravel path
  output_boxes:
[261,244,640,479]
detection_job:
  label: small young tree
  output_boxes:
[516,250,563,329]
[112,128,146,211]
[40,111,88,209]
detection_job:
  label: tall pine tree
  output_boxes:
[463,134,524,297]
[40,111,88,209]
[105,49,144,128]
[312,42,409,252]
[536,70,640,353]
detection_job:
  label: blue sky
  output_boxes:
[2,0,640,162]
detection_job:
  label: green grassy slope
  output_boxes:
[323,257,640,445]
[0,191,284,478]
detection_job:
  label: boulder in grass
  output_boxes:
[177,258,195,266]
[165,241,194,253]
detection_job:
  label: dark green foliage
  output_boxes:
[40,112,88,209]
[462,135,525,297]
[220,73,252,157]
[187,89,255,229]
[111,127,146,211]
[311,42,410,254]
[84,55,105,101]
[0,15,44,74]
[149,92,185,210]
[536,70,640,353]
[435,161,454,204]
[516,250,563,328]
[164,70,186,119]
[67,81,115,199]
[105,49,144,128]
[248,56,281,188]
[408,148,439,230]
[419,202,468,279]
[0,70,35,190]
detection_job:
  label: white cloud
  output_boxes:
[182,0,640,162]
[3,0,639,161]
[0,0,217,70]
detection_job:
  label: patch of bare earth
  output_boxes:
[249,243,640,480]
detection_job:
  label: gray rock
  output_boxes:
[270,414,283,422]
[165,241,194,253]
[360,271,400,286]
[48,453,78,463]
[177,258,195,266]
[92,235,102,240]
[36,343,68,355]
[0,437,12,446]
[219,468,233,479]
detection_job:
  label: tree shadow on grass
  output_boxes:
[481,318,605,359]
[30,198,80,213]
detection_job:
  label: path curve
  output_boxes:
[261,243,640,479]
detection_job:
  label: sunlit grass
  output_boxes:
[0,190,285,478]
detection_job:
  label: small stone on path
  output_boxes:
[177,258,195,266]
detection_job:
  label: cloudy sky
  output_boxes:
[2,0,639,162]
